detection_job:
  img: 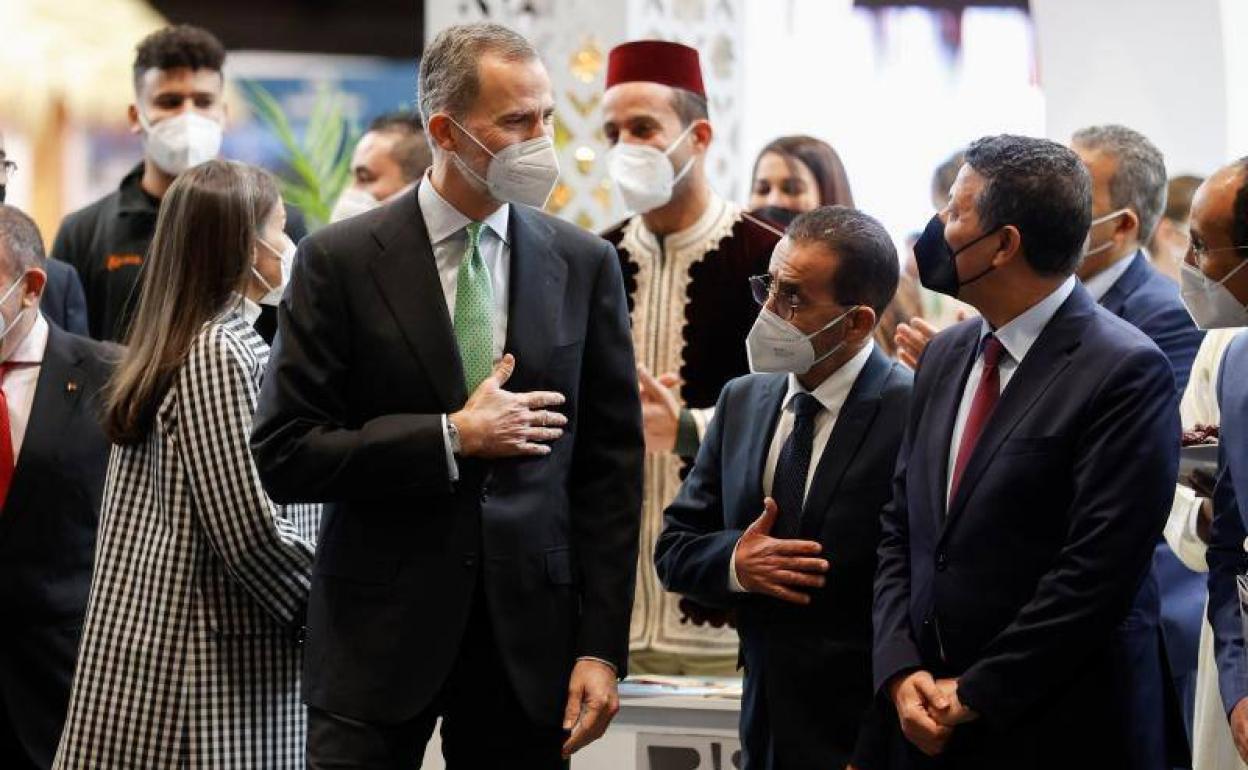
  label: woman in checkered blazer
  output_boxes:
[53,161,318,769]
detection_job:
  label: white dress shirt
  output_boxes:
[730,340,876,591]
[946,276,1077,503]
[3,312,49,462]
[1082,252,1137,302]
[418,177,511,483]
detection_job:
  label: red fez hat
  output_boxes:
[606,40,706,99]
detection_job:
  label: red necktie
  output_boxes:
[0,363,15,510]
[950,335,1006,501]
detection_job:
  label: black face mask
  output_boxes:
[913,213,1001,297]
[750,205,801,229]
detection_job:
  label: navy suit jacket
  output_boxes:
[874,283,1179,767]
[656,347,911,769]
[1099,251,1203,393]
[40,259,88,336]
[1207,331,1248,713]
[251,187,644,726]
[0,324,113,766]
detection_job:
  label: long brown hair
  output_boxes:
[104,160,275,444]
[753,135,855,208]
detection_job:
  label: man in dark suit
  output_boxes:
[655,206,910,769]
[0,206,114,769]
[251,22,644,769]
[1189,157,1248,762]
[1071,124,1202,766]
[877,135,1179,768]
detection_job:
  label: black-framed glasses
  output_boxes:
[1189,241,1248,260]
[748,274,850,322]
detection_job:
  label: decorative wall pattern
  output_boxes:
[425,0,745,233]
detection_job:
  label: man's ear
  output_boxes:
[992,225,1024,268]
[128,103,143,136]
[426,113,459,153]
[22,268,47,305]
[851,305,878,342]
[690,119,713,154]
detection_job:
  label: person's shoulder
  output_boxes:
[521,206,612,253]
[186,317,261,375]
[735,210,784,250]
[597,217,630,246]
[56,190,121,239]
[49,323,121,369]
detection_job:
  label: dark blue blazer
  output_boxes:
[1099,250,1202,765]
[1207,331,1248,713]
[874,283,1179,768]
[0,325,113,767]
[656,346,911,770]
[40,259,88,336]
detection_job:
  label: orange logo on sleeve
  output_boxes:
[106,254,143,271]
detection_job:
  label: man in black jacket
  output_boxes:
[252,22,643,769]
[0,206,114,769]
[656,206,909,769]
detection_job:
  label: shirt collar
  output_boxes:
[1082,251,1137,301]
[978,275,1077,364]
[117,163,161,215]
[232,294,262,327]
[7,311,49,366]
[417,172,511,247]
[783,338,876,417]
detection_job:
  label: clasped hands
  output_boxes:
[889,670,979,756]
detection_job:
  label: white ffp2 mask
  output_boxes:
[605,123,697,214]
[138,110,223,176]
[449,118,560,209]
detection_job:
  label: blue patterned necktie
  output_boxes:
[772,392,822,539]
[453,222,494,392]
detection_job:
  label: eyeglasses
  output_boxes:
[0,160,14,183]
[1189,242,1248,260]
[748,274,851,322]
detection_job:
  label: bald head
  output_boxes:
[1190,160,1248,255]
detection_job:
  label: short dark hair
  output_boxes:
[1234,158,1248,248]
[670,88,708,126]
[932,149,965,207]
[0,205,46,278]
[133,25,227,91]
[963,134,1092,276]
[787,205,899,317]
[367,111,433,183]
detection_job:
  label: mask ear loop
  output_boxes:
[665,121,700,186]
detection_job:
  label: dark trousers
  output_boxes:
[307,590,568,770]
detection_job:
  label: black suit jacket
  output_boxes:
[251,187,644,726]
[0,323,114,767]
[655,347,911,770]
[873,284,1179,769]
[39,260,89,336]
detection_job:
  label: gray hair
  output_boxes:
[1071,124,1168,243]
[0,205,45,278]
[418,22,538,144]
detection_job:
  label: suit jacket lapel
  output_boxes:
[0,326,81,536]
[799,348,892,539]
[1095,251,1147,316]
[502,207,566,393]
[941,287,1093,537]
[743,376,788,507]
[368,185,467,410]
[925,329,978,524]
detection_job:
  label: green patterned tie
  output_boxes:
[453,222,494,392]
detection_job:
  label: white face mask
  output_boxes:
[137,110,224,176]
[1082,208,1131,258]
[329,182,416,224]
[447,117,560,209]
[746,304,857,374]
[605,123,697,214]
[253,235,296,307]
[0,273,31,359]
[1180,258,1248,329]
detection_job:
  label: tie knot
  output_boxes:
[790,392,822,419]
[465,221,483,246]
[981,334,1006,367]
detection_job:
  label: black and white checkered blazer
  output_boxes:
[54,311,318,769]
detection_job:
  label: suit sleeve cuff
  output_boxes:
[442,414,460,483]
[728,537,747,593]
[674,407,701,459]
[577,656,621,679]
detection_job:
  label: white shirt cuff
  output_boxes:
[1164,483,1208,572]
[728,537,746,593]
[442,414,460,483]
